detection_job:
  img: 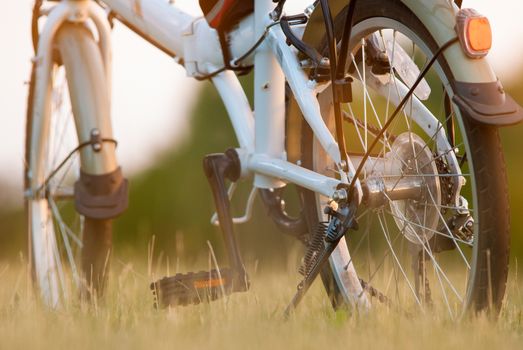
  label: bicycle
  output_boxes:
[25,0,523,318]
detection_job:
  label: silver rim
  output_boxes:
[28,66,83,306]
[312,18,479,318]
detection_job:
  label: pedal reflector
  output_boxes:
[151,269,233,308]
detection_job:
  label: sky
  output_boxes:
[1,0,523,204]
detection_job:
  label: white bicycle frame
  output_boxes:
[31,0,468,307]
[33,0,353,199]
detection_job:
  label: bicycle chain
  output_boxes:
[359,278,392,306]
[435,158,454,208]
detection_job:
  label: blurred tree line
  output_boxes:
[1,74,523,271]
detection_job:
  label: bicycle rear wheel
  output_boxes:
[25,23,117,305]
[296,0,509,317]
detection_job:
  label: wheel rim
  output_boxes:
[28,66,83,306]
[311,18,479,318]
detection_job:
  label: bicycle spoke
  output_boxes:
[49,217,67,299]
[376,211,423,307]
[350,52,393,150]
[49,196,81,288]
[384,209,472,246]
[424,185,472,269]
[382,204,464,302]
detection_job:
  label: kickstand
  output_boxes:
[284,197,358,317]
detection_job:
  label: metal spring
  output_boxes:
[299,222,328,276]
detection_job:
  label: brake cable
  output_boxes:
[195,21,281,81]
[31,135,118,199]
[319,0,353,171]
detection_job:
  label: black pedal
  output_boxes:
[151,269,239,308]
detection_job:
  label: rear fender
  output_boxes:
[303,0,523,126]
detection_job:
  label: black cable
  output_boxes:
[195,22,280,81]
[232,23,279,65]
[319,0,349,168]
[34,138,118,197]
[194,67,228,81]
[280,15,323,65]
[335,0,358,80]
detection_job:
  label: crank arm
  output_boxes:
[202,149,249,291]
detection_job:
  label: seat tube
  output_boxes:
[254,0,286,189]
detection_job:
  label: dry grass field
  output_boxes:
[0,254,522,350]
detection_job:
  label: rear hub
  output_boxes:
[388,133,441,244]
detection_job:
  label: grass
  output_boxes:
[0,77,522,349]
[1,254,522,350]
[0,74,521,350]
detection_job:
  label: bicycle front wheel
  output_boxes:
[25,23,117,305]
[298,0,509,317]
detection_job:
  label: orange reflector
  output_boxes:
[456,9,492,58]
[193,278,225,289]
[467,17,492,51]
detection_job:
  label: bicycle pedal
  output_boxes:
[151,268,240,308]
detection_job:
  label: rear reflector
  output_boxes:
[456,8,492,58]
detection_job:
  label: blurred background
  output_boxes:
[0,0,522,270]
